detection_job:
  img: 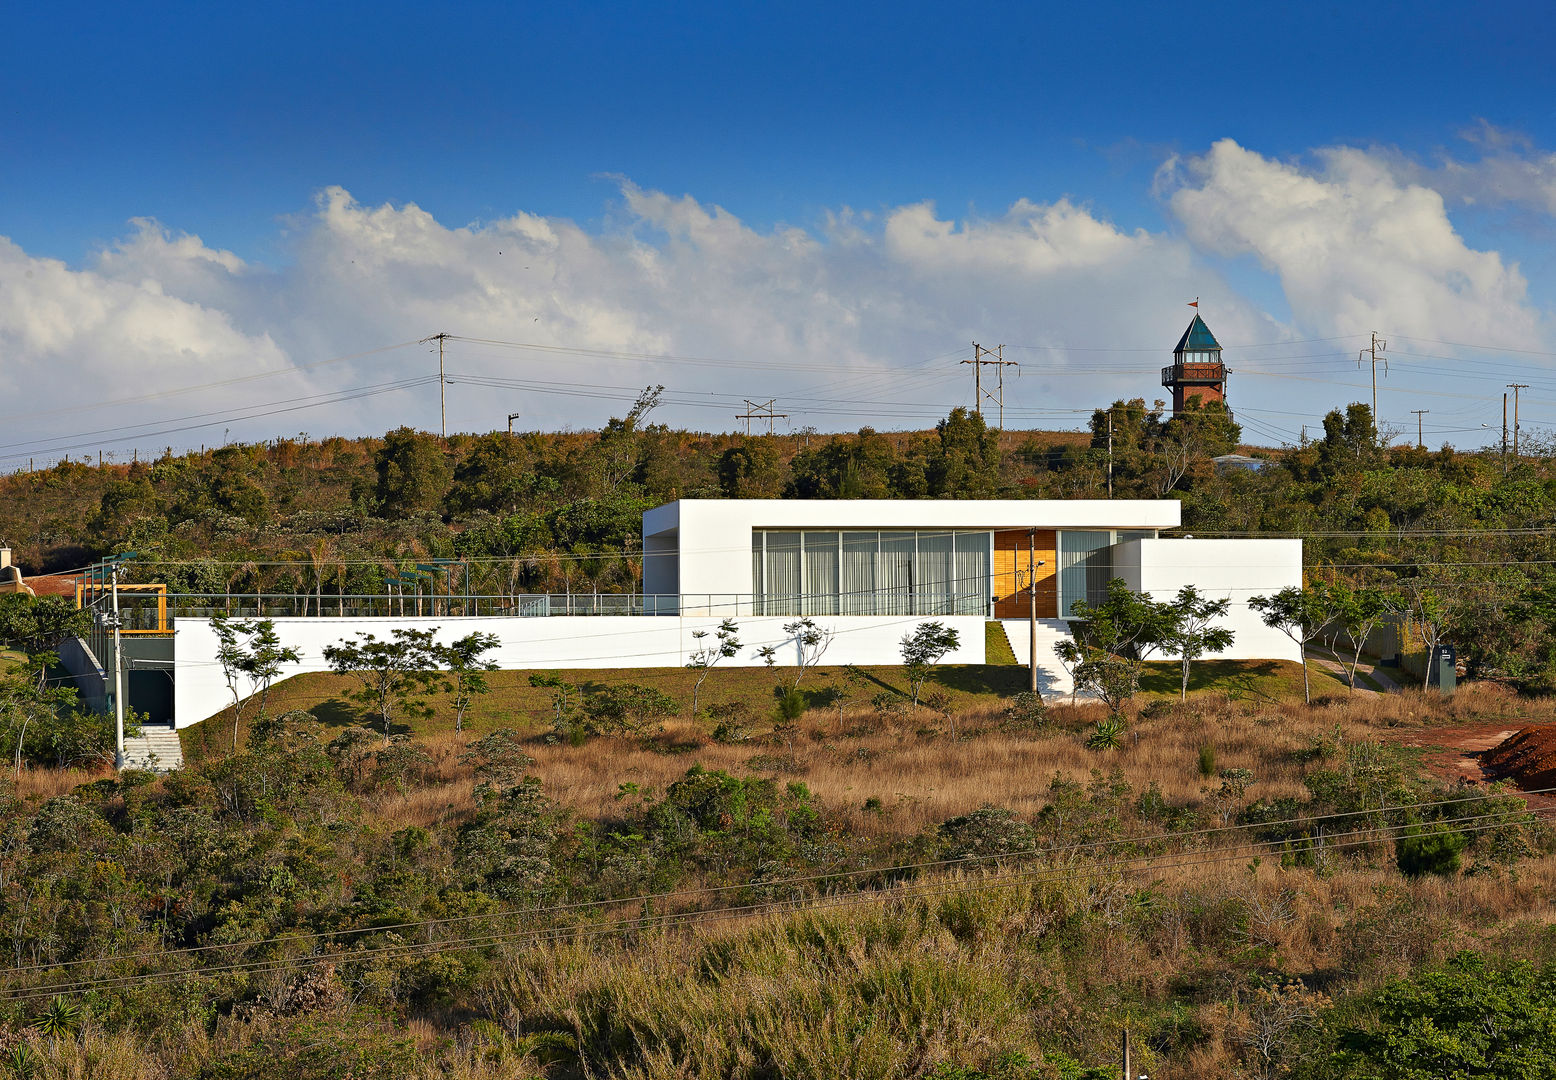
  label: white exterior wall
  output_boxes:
[642,499,1183,603]
[1112,538,1303,662]
[174,612,987,727]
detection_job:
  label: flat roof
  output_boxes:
[644,499,1181,537]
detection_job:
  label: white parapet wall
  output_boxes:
[1111,538,1304,663]
[173,613,988,727]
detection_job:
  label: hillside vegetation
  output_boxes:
[6,396,1556,684]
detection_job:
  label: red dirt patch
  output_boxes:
[1392,722,1524,787]
[1482,725,1556,794]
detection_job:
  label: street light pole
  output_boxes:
[109,563,125,770]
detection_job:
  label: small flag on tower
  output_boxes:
[1187,298,1199,308]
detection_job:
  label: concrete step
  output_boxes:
[997,619,1087,701]
[122,728,183,773]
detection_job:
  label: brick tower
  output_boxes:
[1161,313,1228,412]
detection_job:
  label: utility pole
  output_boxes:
[1508,383,1529,456]
[1411,409,1429,449]
[507,412,521,437]
[1120,1028,1132,1080]
[1357,331,1388,439]
[110,562,124,770]
[421,332,451,437]
[735,399,787,435]
[1107,408,1115,499]
[962,343,1019,428]
[1503,392,1509,470]
[1027,528,1044,699]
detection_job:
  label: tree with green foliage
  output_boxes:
[1330,581,1388,691]
[1055,579,1174,713]
[1250,585,1336,703]
[211,615,302,752]
[900,621,961,706]
[1318,952,1556,1079]
[686,618,741,717]
[1388,580,1453,690]
[1161,584,1235,701]
[0,595,91,658]
[927,407,1002,496]
[582,682,678,737]
[429,631,500,732]
[716,441,784,498]
[372,427,452,517]
[323,628,439,740]
[0,661,86,775]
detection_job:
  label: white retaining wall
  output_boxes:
[173,613,988,727]
[1112,538,1303,663]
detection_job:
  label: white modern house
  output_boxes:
[167,498,1301,726]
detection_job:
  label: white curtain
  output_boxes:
[841,532,877,615]
[763,531,802,616]
[879,532,914,616]
[802,532,840,615]
[1058,530,1112,616]
[915,530,954,615]
[953,532,990,615]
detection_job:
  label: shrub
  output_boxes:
[1084,716,1126,751]
[938,807,1037,862]
[1396,825,1467,877]
[584,682,679,736]
[1199,743,1218,776]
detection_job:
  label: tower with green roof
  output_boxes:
[1162,313,1229,413]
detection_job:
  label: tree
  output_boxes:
[1389,580,1453,690]
[0,662,84,776]
[1331,582,1387,692]
[1249,585,1335,703]
[323,629,438,740]
[1324,952,1556,1079]
[900,621,961,707]
[781,617,834,691]
[1161,585,1235,701]
[0,595,91,658]
[211,615,302,752]
[582,682,678,737]
[686,618,741,717]
[1057,579,1174,713]
[373,427,452,517]
[430,631,500,732]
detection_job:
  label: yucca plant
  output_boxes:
[30,997,82,1040]
[1084,716,1126,751]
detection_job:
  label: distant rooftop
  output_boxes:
[1174,313,1222,354]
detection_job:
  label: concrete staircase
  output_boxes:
[122,725,183,772]
[997,619,1085,700]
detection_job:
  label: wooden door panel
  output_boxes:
[992,529,1057,619]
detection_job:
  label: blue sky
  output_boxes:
[5,0,1556,460]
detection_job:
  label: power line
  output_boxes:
[2,793,1542,1001]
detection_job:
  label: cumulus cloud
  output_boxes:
[1165,138,1543,348]
[3,146,1548,463]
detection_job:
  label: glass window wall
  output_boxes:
[1057,529,1160,616]
[754,529,990,616]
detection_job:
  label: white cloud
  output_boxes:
[1166,138,1543,348]
[10,148,1548,462]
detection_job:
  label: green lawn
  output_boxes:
[182,656,1346,759]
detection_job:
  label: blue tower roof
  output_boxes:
[1173,314,1222,354]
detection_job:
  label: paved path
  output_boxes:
[1309,647,1404,693]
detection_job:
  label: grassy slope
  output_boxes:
[182,657,1354,758]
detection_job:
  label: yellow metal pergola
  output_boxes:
[76,582,169,634]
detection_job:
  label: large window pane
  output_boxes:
[802,531,840,615]
[954,532,991,616]
[915,530,954,615]
[763,531,801,616]
[1058,530,1112,616]
[879,532,914,616]
[841,532,878,615]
